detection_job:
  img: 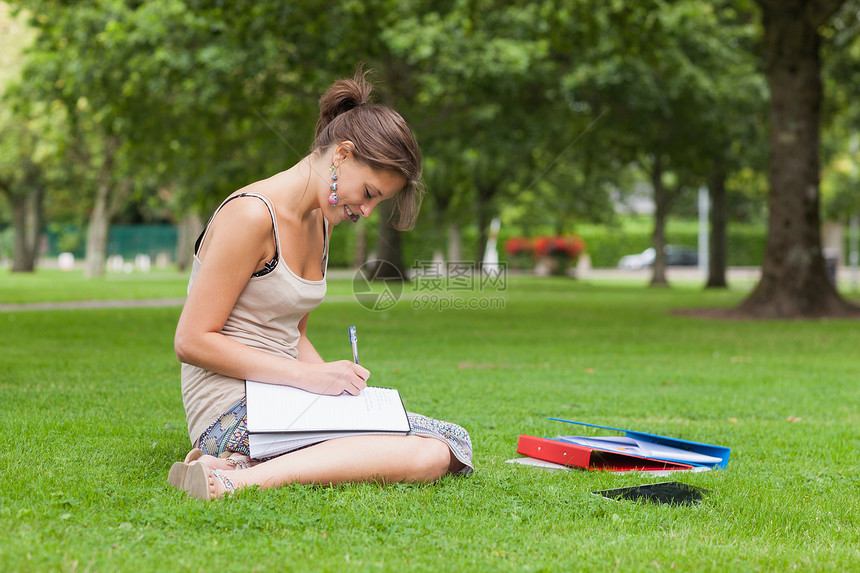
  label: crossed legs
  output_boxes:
[175,434,456,499]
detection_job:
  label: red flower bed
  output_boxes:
[504,236,585,260]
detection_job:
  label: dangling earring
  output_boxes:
[328,163,339,206]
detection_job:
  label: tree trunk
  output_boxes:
[447,222,462,262]
[649,154,669,287]
[84,137,126,278]
[84,178,111,278]
[176,212,203,272]
[706,164,728,289]
[372,199,406,279]
[9,183,44,273]
[738,0,858,317]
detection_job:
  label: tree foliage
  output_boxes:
[821,0,860,222]
[2,0,857,320]
[560,0,767,285]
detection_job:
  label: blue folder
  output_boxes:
[549,418,731,469]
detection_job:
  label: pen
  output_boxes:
[348,325,359,364]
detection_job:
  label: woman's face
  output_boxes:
[327,148,405,226]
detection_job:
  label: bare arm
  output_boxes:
[296,314,325,363]
[174,198,367,395]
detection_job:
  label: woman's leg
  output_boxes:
[184,434,453,498]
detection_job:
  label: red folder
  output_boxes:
[516,435,695,472]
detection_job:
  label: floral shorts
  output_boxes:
[196,396,474,474]
[196,397,251,458]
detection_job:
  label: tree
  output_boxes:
[561,0,764,287]
[9,0,606,277]
[820,1,860,228]
[0,114,45,272]
[737,0,860,317]
[705,161,730,288]
[699,0,769,289]
[10,2,143,276]
[380,0,565,266]
[8,1,311,274]
[0,1,47,272]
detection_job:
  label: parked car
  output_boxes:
[617,245,698,270]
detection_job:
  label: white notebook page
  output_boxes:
[246,380,410,434]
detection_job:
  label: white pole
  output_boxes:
[698,186,709,278]
[483,216,501,273]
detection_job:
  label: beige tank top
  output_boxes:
[180,192,329,443]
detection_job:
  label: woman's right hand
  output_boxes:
[303,361,370,396]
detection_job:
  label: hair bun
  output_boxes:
[315,66,373,138]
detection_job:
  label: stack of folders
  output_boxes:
[516,419,730,472]
[245,380,411,459]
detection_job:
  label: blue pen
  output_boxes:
[348,325,359,364]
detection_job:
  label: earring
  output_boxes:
[328,163,339,206]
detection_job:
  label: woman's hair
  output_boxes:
[313,66,424,231]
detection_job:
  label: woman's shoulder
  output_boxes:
[217,193,275,226]
[203,194,276,254]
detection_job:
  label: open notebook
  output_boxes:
[245,380,411,458]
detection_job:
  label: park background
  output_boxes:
[2,1,860,312]
[2,1,860,571]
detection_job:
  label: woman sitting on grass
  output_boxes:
[168,68,473,499]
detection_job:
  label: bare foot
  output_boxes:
[197,454,239,472]
[168,452,252,489]
[184,462,237,500]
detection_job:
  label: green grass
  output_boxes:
[1,271,859,571]
[0,269,189,303]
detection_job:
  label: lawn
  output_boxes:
[1,270,858,571]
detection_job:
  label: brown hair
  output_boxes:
[313,66,424,231]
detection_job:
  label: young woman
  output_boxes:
[168,69,473,499]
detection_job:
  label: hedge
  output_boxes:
[31,220,768,270]
[574,225,767,268]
